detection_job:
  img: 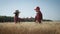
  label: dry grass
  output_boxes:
[0,22,60,34]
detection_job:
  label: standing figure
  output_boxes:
[34,6,43,23]
[14,10,20,23]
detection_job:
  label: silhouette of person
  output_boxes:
[34,6,43,23]
[14,10,20,23]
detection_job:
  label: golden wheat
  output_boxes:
[0,22,60,34]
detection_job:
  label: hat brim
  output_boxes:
[34,9,37,10]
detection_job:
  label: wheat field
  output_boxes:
[0,22,60,34]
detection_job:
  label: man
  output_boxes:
[14,10,20,23]
[34,6,43,23]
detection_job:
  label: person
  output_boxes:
[14,10,20,23]
[34,6,43,23]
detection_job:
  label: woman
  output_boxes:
[14,10,20,23]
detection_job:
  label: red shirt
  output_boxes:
[35,11,42,21]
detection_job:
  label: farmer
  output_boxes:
[14,10,20,23]
[34,6,43,23]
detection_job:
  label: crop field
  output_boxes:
[0,22,60,34]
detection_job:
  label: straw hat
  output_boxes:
[14,10,20,14]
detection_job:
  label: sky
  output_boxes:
[0,0,60,20]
